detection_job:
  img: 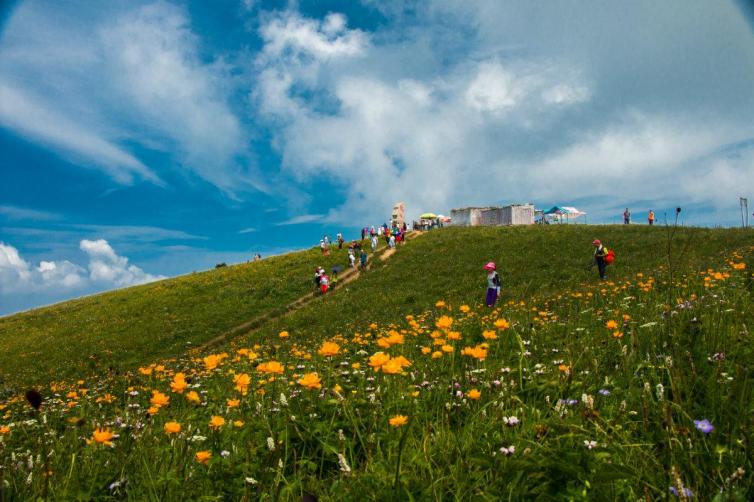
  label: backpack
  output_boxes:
[605,249,616,265]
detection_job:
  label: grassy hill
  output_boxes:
[0,225,752,499]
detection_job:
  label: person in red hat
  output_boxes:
[484,262,501,307]
[592,239,608,280]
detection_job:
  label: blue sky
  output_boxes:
[1,0,753,315]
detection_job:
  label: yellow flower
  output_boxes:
[233,420,245,427]
[494,318,510,330]
[605,320,618,330]
[91,428,115,446]
[461,345,487,360]
[446,331,462,341]
[297,372,322,390]
[209,416,226,430]
[150,391,170,408]
[234,373,251,395]
[368,352,391,371]
[203,354,221,371]
[195,450,212,465]
[441,344,454,353]
[435,315,453,330]
[459,305,470,313]
[431,351,443,359]
[164,421,181,434]
[186,391,201,404]
[170,373,187,394]
[467,389,481,400]
[482,330,498,340]
[421,346,432,354]
[227,399,240,408]
[257,361,284,375]
[351,362,361,369]
[435,300,446,308]
[381,358,404,374]
[318,341,341,357]
[279,330,290,338]
[138,366,153,376]
[389,415,409,427]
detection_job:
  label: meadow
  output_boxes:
[0,225,752,500]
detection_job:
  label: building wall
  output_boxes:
[451,204,534,226]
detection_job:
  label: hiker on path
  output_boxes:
[623,208,631,225]
[314,267,324,289]
[484,262,501,307]
[337,232,344,249]
[648,210,655,226]
[592,239,609,280]
[360,249,368,271]
[320,239,330,256]
[371,233,378,250]
[348,248,356,268]
[389,234,396,248]
[319,273,329,294]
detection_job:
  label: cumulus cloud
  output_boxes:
[0,240,163,300]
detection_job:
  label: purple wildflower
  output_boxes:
[669,486,694,498]
[598,389,611,396]
[693,419,714,434]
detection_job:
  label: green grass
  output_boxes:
[0,244,357,388]
[1,225,753,500]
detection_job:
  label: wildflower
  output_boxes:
[203,354,221,371]
[164,422,181,434]
[209,416,226,430]
[186,391,201,404]
[461,346,487,360]
[669,486,694,498]
[147,406,160,415]
[435,315,453,330]
[257,361,284,375]
[558,364,570,373]
[459,305,470,313]
[612,331,623,338]
[482,330,498,340]
[220,450,230,458]
[598,389,611,396]
[435,300,446,308]
[368,352,391,371]
[431,351,443,359]
[318,341,341,357]
[499,445,515,456]
[266,437,276,451]
[170,373,188,393]
[494,318,510,330]
[96,393,116,404]
[441,344,454,353]
[421,347,432,354]
[389,415,408,427]
[234,373,251,395]
[227,399,240,408]
[233,420,245,427]
[693,419,714,434]
[279,330,289,338]
[195,451,212,465]
[0,425,11,435]
[150,391,170,408]
[605,320,618,330]
[655,384,664,401]
[584,440,597,450]
[297,373,322,390]
[91,428,116,446]
[337,453,351,474]
[503,416,520,427]
[467,389,482,400]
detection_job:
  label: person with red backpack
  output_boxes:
[591,239,613,280]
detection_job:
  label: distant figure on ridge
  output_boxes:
[648,210,655,226]
[591,239,609,280]
[623,208,631,225]
[360,249,368,271]
[484,262,501,307]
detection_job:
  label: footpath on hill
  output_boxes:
[197,231,423,351]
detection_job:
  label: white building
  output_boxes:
[450,204,535,226]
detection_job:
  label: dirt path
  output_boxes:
[196,231,423,351]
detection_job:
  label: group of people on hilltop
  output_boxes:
[622,208,655,225]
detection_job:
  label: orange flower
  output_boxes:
[368,352,391,371]
[389,415,408,427]
[612,331,624,338]
[459,305,470,313]
[494,318,510,330]
[297,372,322,390]
[96,393,116,404]
[164,421,181,434]
[431,351,443,359]
[461,345,487,360]
[441,344,454,353]
[195,450,212,465]
[605,320,618,330]
[186,391,201,404]
[435,315,453,330]
[91,428,115,446]
[279,330,290,338]
[447,331,462,341]
[234,373,251,394]
[435,300,446,308]
[381,358,405,375]
[227,399,240,408]
[170,373,188,394]
[421,346,432,354]
[203,354,221,371]
[150,391,170,408]
[318,341,341,357]
[558,364,570,373]
[0,425,10,435]
[256,361,284,375]
[467,389,481,400]
[482,330,498,340]
[209,416,226,430]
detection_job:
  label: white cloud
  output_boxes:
[0,83,158,184]
[0,240,163,300]
[80,239,163,287]
[274,214,324,226]
[238,227,257,234]
[465,61,522,113]
[0,205,61,221]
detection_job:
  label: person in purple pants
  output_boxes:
[484,262,501,307]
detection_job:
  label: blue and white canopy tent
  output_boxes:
[543,206,587,223]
